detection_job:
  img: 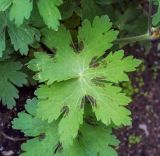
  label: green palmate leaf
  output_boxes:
[9,0,33,26]
[37,0,63,30]
[12,98,49,136]
[28,16,141,148]
[0,59,27,108]
[8,21,37,55]
[0,12,39,55]
[12,98,119,156]
[0,0,12,11]
[12,98,60,156]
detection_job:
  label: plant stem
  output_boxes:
[148,0,152,35]
[0,130,27,142]
[115,33,152,44]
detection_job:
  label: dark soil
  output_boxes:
[116,41,160,156]
[0,41,160,156]
[0,87,35,156]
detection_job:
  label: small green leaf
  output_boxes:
[8,22,37,55]
[9,0,33,26]
[0,12,38,55]
[37,0,63,30]
[12,98,61,156]
[0,59,27,108]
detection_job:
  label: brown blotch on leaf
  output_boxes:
[70,41,84,53]
[85,116,98,127]
[38,133,45,141]
[60,105,69,117]
[54,142,63,154]
[91,77,106,87]
[80,96,86,109]
[86,95,97,107]
[89,56,100,68]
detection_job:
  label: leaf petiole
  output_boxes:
[116,33,151,44]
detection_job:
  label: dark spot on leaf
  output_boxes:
[70,42,76,50]
[70,42,79,53]
[89,56,100,68]
[70,41,84,53]
[101,60,107,68]
[80,96,86,108]
[91,77,106,87]
[41,42,57,55]
[85,116,98,127]
[61,105,69,117]
[54,142,63,154]
[103,49,113,58]
[38,133,45,141]
[78,41,84,51]
[50,48,57,56]
[86,95,97,107]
